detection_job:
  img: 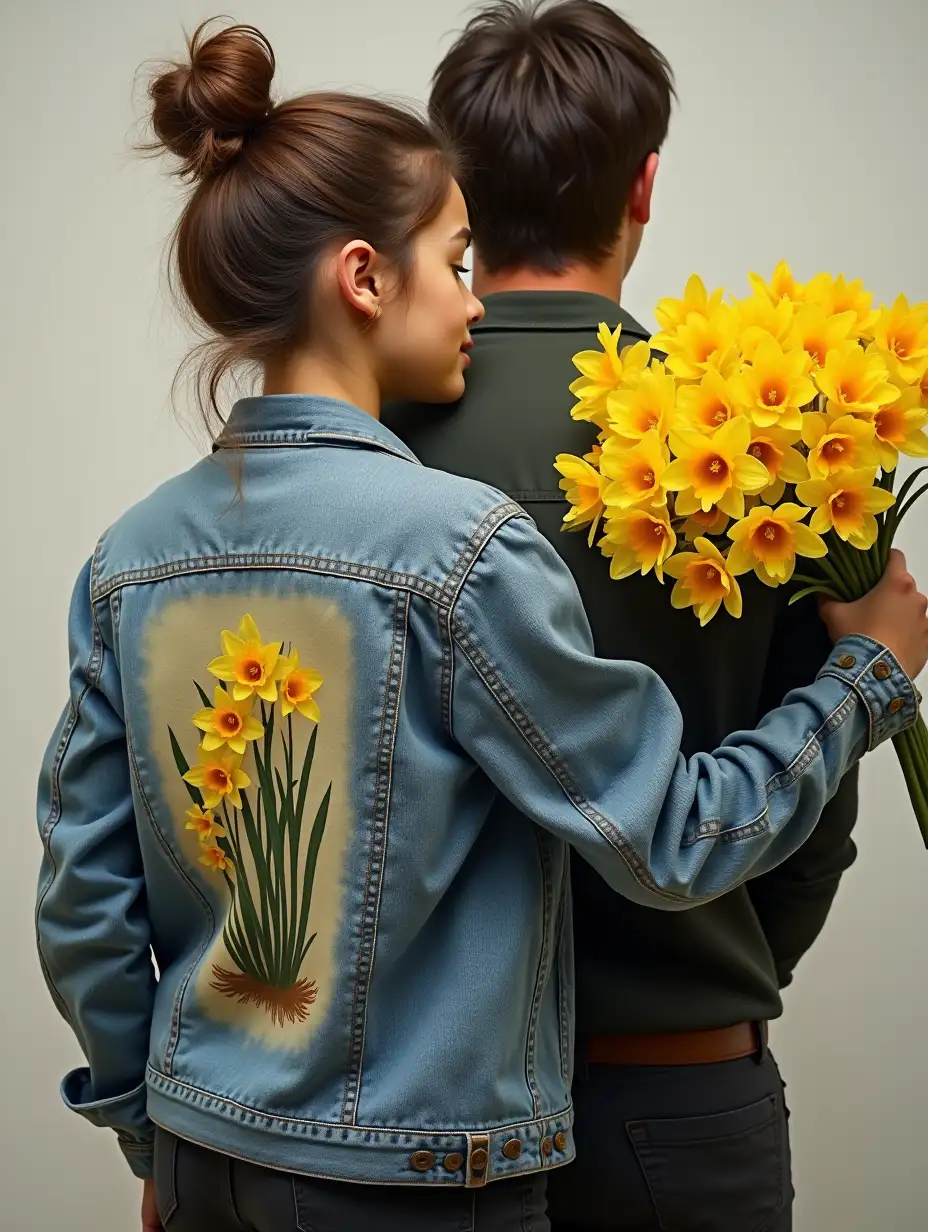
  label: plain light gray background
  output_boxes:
[2,1,926,1228]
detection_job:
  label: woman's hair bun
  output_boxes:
[148,20,275,180]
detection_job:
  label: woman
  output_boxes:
[36,20,926,1232]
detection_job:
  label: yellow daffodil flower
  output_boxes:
[870,295,928,385]
[745,425,808,504]
[663,416,770,519]
[570,325,650,426]
[729,336,817,432]
[735,293,795,361]
[814,342,900,416]
[208,614,287,703]
[600,508,676,581]
[653,304,740,382]
[653,274,724,336]
[193,686,264,754]
[278,651,324,722]
[676,370,741,434]
[600,429,668,510]
[866,386,928,470]
[184,748,251,810]
[786,303,856,371]
[664,537,743,624]
[606,364,677,442]
[804,273,879,338]
[748,260,806,308]
[184,805,227,845]
[919,367,928,409]
[727,504,827,587]
[801,413,878,477]
[795,468,895,549]
[681,506,730,541]
[199,845,234,875]
[555,453,606,545]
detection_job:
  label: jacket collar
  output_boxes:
[472,291,651,339]
[215,395,420,464]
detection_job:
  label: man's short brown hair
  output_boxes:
[430,0,674,273]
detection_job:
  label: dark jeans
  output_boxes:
[546,1052,792,1232]
[153,1127,550,1232]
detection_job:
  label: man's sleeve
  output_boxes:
[746,593,861,987]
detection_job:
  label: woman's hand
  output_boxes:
[142,1178,161,1231]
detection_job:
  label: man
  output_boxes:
[385,3,858,1229]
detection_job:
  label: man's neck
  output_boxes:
[472,257,623,303]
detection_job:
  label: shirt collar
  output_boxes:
[215,394,420,464]
[472,291,651,339]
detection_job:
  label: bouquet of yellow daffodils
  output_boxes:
[557,263,928,843]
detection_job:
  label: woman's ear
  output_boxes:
[335,240,383,320]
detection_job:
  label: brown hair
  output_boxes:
[146,19,458,432]
[429,0,674,274]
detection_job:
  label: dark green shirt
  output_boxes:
[384,291,858,1034]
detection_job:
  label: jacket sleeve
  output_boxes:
[449,513,916,908]
[36,558,156,1179]
[746,594,861,987]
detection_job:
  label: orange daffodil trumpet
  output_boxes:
[727,504,827,586]
[560,265,928,626]
[665,538,742,625]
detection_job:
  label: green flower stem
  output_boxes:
[823,541,859,597]
[814,553,853,601]
[893,723,928,849]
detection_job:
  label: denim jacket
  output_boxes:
[36,395,917,1188]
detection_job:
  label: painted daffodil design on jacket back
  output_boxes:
[169,614,329,1026]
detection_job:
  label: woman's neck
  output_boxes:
[263,351,381,420]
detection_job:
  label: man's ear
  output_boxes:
[628,152,660,227]
[335,239,383,320]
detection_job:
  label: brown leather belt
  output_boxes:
[586,1022,766,1067]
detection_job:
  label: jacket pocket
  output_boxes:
[627,1093,789,1232]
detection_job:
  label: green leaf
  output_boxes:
[194,680,213,709]
[291,785,331,983]
[788,584,842,606]
[222,805,271,983]
[295,726,318,827]
[237,791,277,974]
[169,727,202,805]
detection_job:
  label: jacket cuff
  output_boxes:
[818,635,920,751]
[61,1068,154,1178]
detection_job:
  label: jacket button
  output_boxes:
[554,1131,568,1152]
[838,654,856,669]
[874,661,892,680]
[889,697,905,714]
[443,1153,464,1173]
[502,1138,522,1160]
[541,1136,553,1157]
[470,1147,489,1172]
[410,1151,435,1172]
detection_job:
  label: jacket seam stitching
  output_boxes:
[524,832,555,1117]
[214,431,421,465]
[439,502,526,735]
[124,726,216,1077]
[341,589,409,1124]
[91,556,445,605]
[148,1065,572,1134]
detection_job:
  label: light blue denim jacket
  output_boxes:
[36,395,917,1188]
